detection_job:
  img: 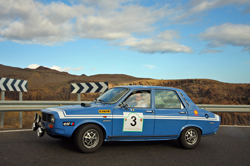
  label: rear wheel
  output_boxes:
[178,127,201,149]
[74,124,103,153]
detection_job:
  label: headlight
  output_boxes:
[50,115,55,123]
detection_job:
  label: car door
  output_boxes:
[112,90,155,136]
[154,89,188,136]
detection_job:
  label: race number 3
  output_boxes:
[123,112,143,132]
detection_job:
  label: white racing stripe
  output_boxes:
[44,108,220,121]
[46,108,113,119]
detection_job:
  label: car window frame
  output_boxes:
[154,89,185,110]
[115,88,152,109]
[96,87,130,104]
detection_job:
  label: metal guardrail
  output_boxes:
[197,104,250,113]
[0,101,87,111]
[0,101,250,128]
[0,101,91,128]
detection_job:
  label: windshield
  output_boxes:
[95,87,129,104]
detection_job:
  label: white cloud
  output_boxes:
[50,65,71,72]
[0,0,77,45]
[0,0,192,54]
[145,65,155,69]
[1,0,249,54]
[27,64,40,69]
[27,64,76,72]
[27,64,71,72]
[199,23,250,52]
[72,67,83,71]
[116,30,193,54]
[0,0,166,44]
[170,0,250,23]
[74,4,167,40]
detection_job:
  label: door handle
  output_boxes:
[179,112,187,114]
[145,110,154,113]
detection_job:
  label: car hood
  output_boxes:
[42,103,115,119]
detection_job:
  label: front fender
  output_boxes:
[178,124,203,136]
[73,120,109,138]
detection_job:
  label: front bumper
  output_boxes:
[32,113,67,137]
[32,113,45,137]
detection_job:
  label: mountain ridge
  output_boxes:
[0,64,250,105]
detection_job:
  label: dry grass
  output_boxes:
[0,111,41,129]
[216,112,250,125]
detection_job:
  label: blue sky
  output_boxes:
[0,0,250,83]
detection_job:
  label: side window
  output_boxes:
[155,90,183,109]
[124,90,151,108]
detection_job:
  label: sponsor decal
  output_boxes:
[63,122,75,126]
[99,110,111,113]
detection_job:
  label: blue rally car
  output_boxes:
[33,86,220,153]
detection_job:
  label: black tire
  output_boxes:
[178,127,201,149]
[74,124,103,153]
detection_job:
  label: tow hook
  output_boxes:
[37,127,45,137]
[32,113,45,137]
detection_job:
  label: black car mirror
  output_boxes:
[120,102,129,109]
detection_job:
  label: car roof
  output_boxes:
[116,85,181,91]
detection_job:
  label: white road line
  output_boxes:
[0,129,33,133]
[219,125,250,128]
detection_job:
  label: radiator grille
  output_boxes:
[42,113,53,123]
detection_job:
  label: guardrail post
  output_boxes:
[1,91,4,128]
[1,91,5,101]
[19,112,22,128]
[1,112,3,128]
[19,92,23,101]
[77,93,81,101]
[19,92,22,128]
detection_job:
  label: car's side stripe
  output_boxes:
[44,108,220,121]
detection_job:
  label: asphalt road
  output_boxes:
[0,126,250,166]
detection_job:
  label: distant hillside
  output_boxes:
[1,64,250,104]
[0,64,150,100]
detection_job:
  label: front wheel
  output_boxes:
[178,127,201,149]
[74,124,103,153]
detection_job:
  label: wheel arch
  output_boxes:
[71,121,107,139]
[179,125,203,137]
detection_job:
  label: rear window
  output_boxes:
[155,90,183,109]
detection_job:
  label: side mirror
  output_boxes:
[120,102,129,109]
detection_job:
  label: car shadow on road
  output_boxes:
[102,140,183,149]
[49,136,183,153]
